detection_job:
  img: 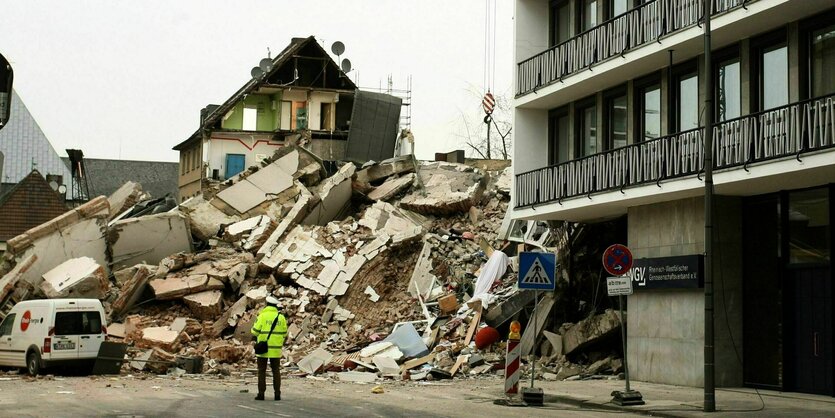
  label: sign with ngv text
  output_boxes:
[628,255,704,290]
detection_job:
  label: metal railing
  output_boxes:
[515,93,835,208]
[516,0,752,97]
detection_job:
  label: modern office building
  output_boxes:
[512,0,834,395]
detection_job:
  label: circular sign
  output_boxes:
[602,244,633,276]
[20,310,31,332]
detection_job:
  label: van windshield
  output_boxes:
[54,311,102,335]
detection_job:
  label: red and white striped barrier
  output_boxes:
[504,339,521,396]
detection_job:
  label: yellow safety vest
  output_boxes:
[250,306,287,358]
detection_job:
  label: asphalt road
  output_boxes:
[0,374,641,417]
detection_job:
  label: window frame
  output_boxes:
[603,84,629,150]
[751,28,789,112]
[801,9,835,100]
[713,44,742,122]
[548,105,571,165]
[668,60,699,133]
[634,71,662,142]
[549,0,572,47]
[574,95,598,158]
[0,313,15,336]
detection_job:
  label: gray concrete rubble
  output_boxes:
[400,162,487,215]
[302,163,356,226]
[179,196,240,241]
[183,290,223,320]
[562,309,622,356]
[354,155,416,185]
[0,196,109,299]
[108,211,193,271]
[0,155,598,383]
[108,181,150,221]
[366,173,415,201]
[40,257,109,299]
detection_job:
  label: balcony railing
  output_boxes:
[516,0,752,97]
[515,93,835,208]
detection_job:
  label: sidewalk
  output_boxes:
[519,378,835,417]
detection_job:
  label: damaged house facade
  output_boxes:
[512,0,835,396]
[174,36,402,201]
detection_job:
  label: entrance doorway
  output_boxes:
[743,185,833,396]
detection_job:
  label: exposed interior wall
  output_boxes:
[221,93,283,131]
[206,133,282,180]
[627,195,743,387]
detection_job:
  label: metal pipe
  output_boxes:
[703,0,716,412]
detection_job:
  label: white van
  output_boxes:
[0,299,107,375]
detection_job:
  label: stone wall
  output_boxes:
[627,195,743,387]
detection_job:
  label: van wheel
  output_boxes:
[26,351,41,376]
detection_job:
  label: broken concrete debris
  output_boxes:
[40,257,109,299]
[0,147,616,384]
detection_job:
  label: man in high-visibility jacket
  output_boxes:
[251,295,288,401]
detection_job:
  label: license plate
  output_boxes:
[54,341,75,350]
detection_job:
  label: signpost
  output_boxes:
[603,244,644,406]
[517,252,556,406]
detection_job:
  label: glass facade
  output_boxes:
[608,94,628,149]
[718,59,741,121]
[762,45,789,110]
[579,104,597,157]
[679,74,699,130]
[642,85,661,141]
[811,24,835,97]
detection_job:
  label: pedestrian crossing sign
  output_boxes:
[518,252,556,291]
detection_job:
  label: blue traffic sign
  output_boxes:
[518,252,556,291]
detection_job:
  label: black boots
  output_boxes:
[254,393,265,401]
[275,392,281,401]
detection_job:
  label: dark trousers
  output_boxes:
[257,357,280,395]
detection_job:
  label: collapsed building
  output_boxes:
[0,143,624,383]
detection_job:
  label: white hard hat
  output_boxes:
[266,295,280,305]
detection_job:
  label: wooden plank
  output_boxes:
[464,310,482,346]
[520,293,555,356]
[449,354,468,377]
[400,352,435,372]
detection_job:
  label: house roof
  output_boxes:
[0,170,68,242]
[173,36,357,151]
[0,90,73,184]
[60,157,179,200]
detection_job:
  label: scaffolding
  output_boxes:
[360,74,412,131]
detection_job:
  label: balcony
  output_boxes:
[515,94,835,215]
[516,0,754,98]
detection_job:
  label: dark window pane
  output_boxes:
[55,312,103,336]
[762,46,788,110]
[643,86,661,141]
[552,2,571,45]
[679,74,699,130]
[609,94,628,149]
[788,188,830,265]
[0,314,15,336]
[812,24,835,97]
[583,0,598,30]
[718,60,741,121]
[558,115,569,163]
[581,105,597,156]
[612,0,629,16]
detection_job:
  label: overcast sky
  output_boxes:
[0,0,513,162]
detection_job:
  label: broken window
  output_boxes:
[242,106,258,131]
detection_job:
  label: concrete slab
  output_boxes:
[336,371,378,383]
[107,181,148,221]
[109,212,193,271]
[111,264,156,317]
[215,180,267,214]
[367,173,415,201]
[245,161,294,195]
[364,286,380,302]
[40,257,109,299]
[372,355,400,377]
[179,196,240,241]
[183,290,223,320]
[302,163,356,226]
[138,326,181,352]
[400,162,487,215]
[298,348,333,375]
[149,274,217,300]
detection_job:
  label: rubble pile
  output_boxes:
[0,146,623,383]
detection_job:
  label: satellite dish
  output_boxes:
[341,58,352,73]
[57,184,67,194]
[331,41,345,56]
[251,67,264,80]
[259,58,273,73]
[49,181,58,191]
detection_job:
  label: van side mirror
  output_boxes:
[0,52,13,132]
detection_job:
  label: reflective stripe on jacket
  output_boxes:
[250,306,287,358]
